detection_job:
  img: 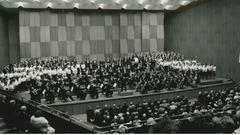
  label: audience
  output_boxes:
[0,97,56,133]
[0,51,216,103]
[87,95,191,127]
[89,85,240,134]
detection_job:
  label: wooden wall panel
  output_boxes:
[142,11,164,52]
[120,12,142,57]
[19,10,164,61]
[165,0,240,81]
[19,10,122,61]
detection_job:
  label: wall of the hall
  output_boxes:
[19,10,164,61]
[165,0,240,81]
[0,12,9,68]
[8,14,20,64]
[0,11,19,69]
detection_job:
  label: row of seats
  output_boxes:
[87,85,240,133]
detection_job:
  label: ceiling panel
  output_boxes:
[0,0,197,10]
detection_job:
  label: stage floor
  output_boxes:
[16,78,230,106]
[17,88,158,105]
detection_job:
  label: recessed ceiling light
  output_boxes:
[164,4,173,9]
[63,0,69,3]
[98,3,104,9]
[138,0,146,5]
[180,0,191,6]
[73,3,79,8]
[17,2,24,8]
[47,2,53,8]
[122,4,127,9]
[33,0,40,2]
[160,0,169,5]
[90,0,95,4]
[144,4,150,9]
[115,0,121,4]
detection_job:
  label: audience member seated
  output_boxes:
[30,110,55,133]
[16,105,31,132]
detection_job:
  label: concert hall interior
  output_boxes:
[0,0,240,134]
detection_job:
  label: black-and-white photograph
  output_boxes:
[0,0,239,134]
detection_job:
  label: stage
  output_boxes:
[13,77,235,133]
[39,78,234,115]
